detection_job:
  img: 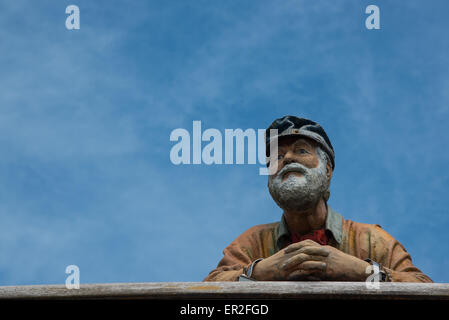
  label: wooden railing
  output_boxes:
[0,282,448,300]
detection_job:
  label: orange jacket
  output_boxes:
[204,207,432,282]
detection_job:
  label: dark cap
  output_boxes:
[266,115,335,169]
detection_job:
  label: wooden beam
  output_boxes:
[1,282,448,300]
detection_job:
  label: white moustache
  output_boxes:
[277,162,309,180]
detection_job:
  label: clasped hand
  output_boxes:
[252,239,369,281]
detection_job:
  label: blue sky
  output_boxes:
[0,0,448,285]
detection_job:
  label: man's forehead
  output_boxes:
[278,136,317,148]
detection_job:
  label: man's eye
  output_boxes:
[277,154,284,160]
[296,148,308,154]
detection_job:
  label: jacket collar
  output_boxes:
[276,205,343,251]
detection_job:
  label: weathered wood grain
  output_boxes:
[0,282,448,300]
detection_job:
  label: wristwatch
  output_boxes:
[364,258,390,282]
[238,258,264,281]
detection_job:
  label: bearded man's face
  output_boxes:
[268,137,332,212]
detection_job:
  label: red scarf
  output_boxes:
[290,229,328,245]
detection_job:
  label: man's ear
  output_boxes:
[326,161,333,180]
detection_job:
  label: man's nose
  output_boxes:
[283,152,296,165]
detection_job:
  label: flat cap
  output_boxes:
[266,115,335,169]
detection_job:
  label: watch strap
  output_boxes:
[238,258,264,281]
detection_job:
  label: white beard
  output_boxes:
[268,148,330,212]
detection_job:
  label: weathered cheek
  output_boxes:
[296,155,319,168]
[309,155,319,168]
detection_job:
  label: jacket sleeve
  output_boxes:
[370,225,433,283]
[203,242,253,281]
[203,226,268,281]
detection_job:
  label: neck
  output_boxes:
[283,198,328,235]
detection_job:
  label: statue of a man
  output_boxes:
[204,115,432,282]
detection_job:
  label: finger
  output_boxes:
[282,252,326,270]
[282,247,329,269]
[287,269,322,281]
[296,246,329,257]
[287,269,313,281]
[299,261,327,271]
[287,262,327,281]
[284,239,320,253]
